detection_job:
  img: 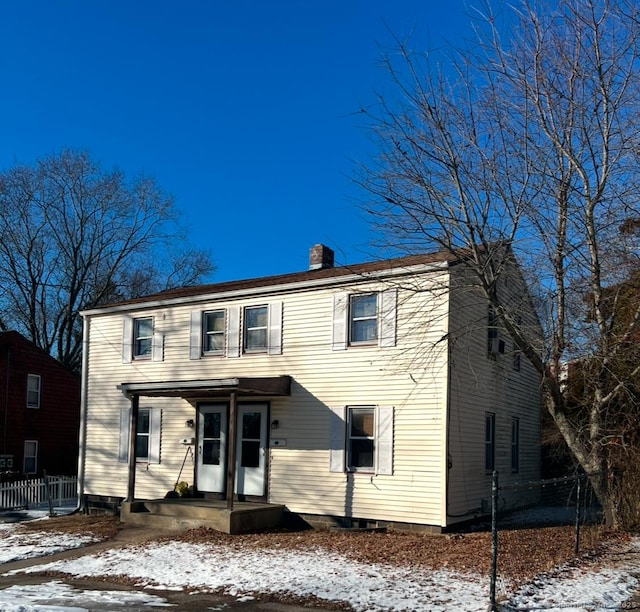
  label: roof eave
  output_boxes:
[82,260,450,316]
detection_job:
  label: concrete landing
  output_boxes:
[121,499,284,534]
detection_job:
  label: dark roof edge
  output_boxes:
[83,248,467,314]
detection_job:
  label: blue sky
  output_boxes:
[0,1,478,282]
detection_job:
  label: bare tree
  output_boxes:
[0,149,214,372]
[359,0,640,528]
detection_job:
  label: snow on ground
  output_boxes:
[0,527,97,565]
[4,537,640,611]
[0,580,172,612]
[0,504,97,565]
[0,506,639,611]
[11,541,488,611]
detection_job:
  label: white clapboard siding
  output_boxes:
[83,261,540,528]
[83,272,450,526]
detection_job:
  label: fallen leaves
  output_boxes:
[25,513,628,588]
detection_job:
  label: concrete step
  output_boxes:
[121,500,284,534]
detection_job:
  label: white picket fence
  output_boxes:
[0,476,78,511]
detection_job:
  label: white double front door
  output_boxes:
[196,403,268,497]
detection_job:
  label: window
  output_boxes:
[332,289,397,350]
[513,350,522,372]
[512,316,522,370]
[119,407,161,463]
[122,316,163,363]
[348,407,375,471]
[487,305,505,354]
[26,374,41,409]
[24,440,38,474]
[203,310,225,354]
[244,305,268,353]
[133,317,153,359]
[511,417,520,473]
[485,413,496,471]
[189,302,282,359]
[329,405,394,475]
[349,294,378,344]
[136,409,151,460]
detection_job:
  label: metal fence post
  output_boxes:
[574,476,582,556]
[490,470,499,611]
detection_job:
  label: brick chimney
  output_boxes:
[309,244,334,270]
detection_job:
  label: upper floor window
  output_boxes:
[349,294,378,344]
[26,374,41,409]
[513,351,522,372]
[189,302,282,360]
[204,310,225,354]
[512,315,522,370]
[122,316,163,363]
[244,305,268,353]
[488,305,505,355]
[332,289,397,351]
[134,317,153,359]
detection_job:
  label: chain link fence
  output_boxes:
[488,471,607,611]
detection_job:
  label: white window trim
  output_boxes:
[332,289,397,350]
[23,440,38,474]
[26,374,41,409]
[133,317,153,359]
[347,406,375,472]
[243,304,269,353]
[349,294,378,346]
[329,405,394,475]
[204,310,226,355]
[190,302,282,359]
[122,316,163,363]
[119,407,161,464]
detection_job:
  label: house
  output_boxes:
[0,331,81,477]
[78,244,541,532]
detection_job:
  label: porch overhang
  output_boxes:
[117,375,292,399]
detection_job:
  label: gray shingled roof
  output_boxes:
[102,249,456,309]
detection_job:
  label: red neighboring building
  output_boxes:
[0,331,80,477]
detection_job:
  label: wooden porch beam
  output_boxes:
[226,391,237,511]
[126,395,139,502]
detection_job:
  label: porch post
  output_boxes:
[126,394,139,502]
[226,391,237,510]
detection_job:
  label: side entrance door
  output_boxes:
[196,404,227,493]
[235,403,268,497]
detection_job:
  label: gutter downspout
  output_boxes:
[75,314,90,512]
